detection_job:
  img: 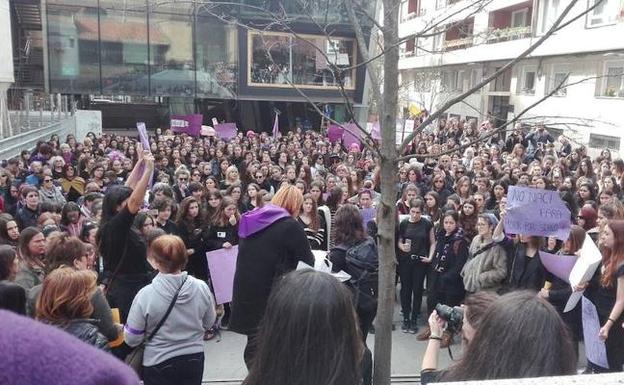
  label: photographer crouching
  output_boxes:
[420,291,577,384]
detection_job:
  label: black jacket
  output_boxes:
[506,244,545,291]
[60,319,111,351]
[0,281,26,315]
[432,229,468,296]
[230,217,313,335]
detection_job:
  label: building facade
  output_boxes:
[398,0,624,154]
[9,0,375,131]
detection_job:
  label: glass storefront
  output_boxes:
[45,0,238,97]
[44,0,366,99]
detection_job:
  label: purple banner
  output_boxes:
[327,124,344,143]
[539,251,578,284]
[504,186,571,240]
[206,246,238,305]
[170,114,203,137]
[214,122,238,141]
[342,123,362,150]
[136,122,150,150]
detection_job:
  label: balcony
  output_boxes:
[487,2,533,44]
[486,25,532,43]
[442,18,474,51]
[443,36,474,50]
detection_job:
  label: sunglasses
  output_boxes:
[179,178,188,181]
[44,179,53,183]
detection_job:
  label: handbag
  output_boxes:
[125,276,188,377]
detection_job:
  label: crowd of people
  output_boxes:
[0,116,623,385]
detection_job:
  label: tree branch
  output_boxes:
[399,0,584,151]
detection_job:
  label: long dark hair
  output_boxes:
[100,185,132,224]
[325,186,344,211]
[176,196,204,233]
[0,213,18,246]
[440,291,576,382]
[334,204,366,246]
[243,270,363,385]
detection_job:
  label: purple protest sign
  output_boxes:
[582,296,609,368]
[136,122,150,150]
[504,186,571,240]
[170,114,203,137]
[342,122,362,150]
[539,251,578,284]
[327,124,344,143]
[214,122,238,141]
[206,245,238,305]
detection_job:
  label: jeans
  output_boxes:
[143,352,204,385]
[397,256,428,321]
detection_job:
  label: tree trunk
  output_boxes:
[373,1,399,385]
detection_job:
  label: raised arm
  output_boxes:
[125,143,145,189]
[126,151,154,214]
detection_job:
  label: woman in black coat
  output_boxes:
[176,197,209,282]
[230,186,314,369]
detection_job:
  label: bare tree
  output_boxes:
[193,1,607,384]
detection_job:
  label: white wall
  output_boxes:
[510,55,624,155]
[75,110,102,141]
[0,0,14,85]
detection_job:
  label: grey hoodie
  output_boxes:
[124,272,216,366]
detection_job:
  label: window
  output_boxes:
[537,0,561,35]
[511,8,529,27]
[457,70,465,92]
[587,0,618,27]
[520,66,537,95]
[407,0,420,14]
[432,28,443,52]
[405,38,415,56]
[589,133,621,150]
[548,65,570,96]
[436,0,446,9]
[470,68,481,88]
[442,70,459,92]
[249,32,357,89]
[602,62,624,97]
[442,70,461,92]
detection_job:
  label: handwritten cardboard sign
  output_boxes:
[504,186,571,240]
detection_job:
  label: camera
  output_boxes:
[435,304,464,333]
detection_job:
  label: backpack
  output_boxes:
[333,237,379,314]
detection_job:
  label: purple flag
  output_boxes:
[170,114,203,137]
[539,251,578,284]
[214,122,238,141]
[342,122,362,150]
[206,246,238,305]
[504,186,571,240]
[272,113,279,138]
[136,122,150,150]
[327,124,344,143]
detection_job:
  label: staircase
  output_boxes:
[11,0,44,90]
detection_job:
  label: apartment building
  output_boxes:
[398,0,624,154]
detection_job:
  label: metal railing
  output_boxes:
[486,25,532,44]
[442,36,474,50]
[3,89,75,140]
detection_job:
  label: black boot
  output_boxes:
[401,318,411,333]
[409,317,419,334]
